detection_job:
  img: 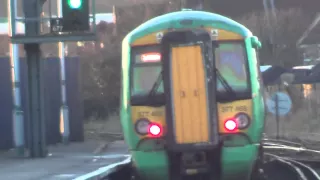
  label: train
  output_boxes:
[120,9,265,180]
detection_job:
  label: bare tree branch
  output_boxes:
[238,8,312,66]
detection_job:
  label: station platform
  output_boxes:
[0,140,128,180]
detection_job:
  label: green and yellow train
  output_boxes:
[120,9,265,180]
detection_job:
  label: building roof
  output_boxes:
[260,64,320,85]
[260,65,288,85]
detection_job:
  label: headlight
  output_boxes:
[135,118,150,135]
[235,113,250,129]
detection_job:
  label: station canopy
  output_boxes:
[260,64,320,85]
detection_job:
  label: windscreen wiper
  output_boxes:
[148,70,163,98]
[215,68,237,96]
[149,69,235,98]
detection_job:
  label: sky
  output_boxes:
[1,0,318,18]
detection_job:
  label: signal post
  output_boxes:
[8,0,97,158]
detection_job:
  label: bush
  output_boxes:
[81,1,177,120]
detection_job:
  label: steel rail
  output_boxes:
[265,153,320,180]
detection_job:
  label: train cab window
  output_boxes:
[215,41,251,100]
[130,42,251,103]
[132,65,163,95]
[130,46,163,97]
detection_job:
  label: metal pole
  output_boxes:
[92,0,96,33]
[275,94,279,140]
[263,0,273,45]
[23,0,47,158]
[270,0,277,22]
[58,0,70,144]
[296,14,320,47]
[8,0,24,156]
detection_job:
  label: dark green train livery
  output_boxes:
[120,9,265,180]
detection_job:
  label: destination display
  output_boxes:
[135,52,161,63]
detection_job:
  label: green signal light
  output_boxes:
[67,0,82,9]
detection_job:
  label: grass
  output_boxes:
[264,94,320,143]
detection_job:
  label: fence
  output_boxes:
[263,65,320,144]
[0,57,83,150]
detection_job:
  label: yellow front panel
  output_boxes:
[131,106,165,137]
[131,28,243,46]
[171,45,209,144]
[217,99,252,133]
[204,27,243,40]
[131,30,169,46]
[130,100,253,138]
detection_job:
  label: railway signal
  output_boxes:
[62,0,90,32]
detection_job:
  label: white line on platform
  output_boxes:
[72,155,131,180]
[92,154,130,159]
[55,174,77,178]
[71,154,129,159]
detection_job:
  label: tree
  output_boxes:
[80,1,175,119]
[238,8,313,67]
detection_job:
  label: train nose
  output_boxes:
[181,152,206,166]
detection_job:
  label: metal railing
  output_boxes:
[264,82,320,142]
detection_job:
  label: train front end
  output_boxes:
[120,10,264,180]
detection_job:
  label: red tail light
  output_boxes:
[224,119,238,132]
[148,123,162,137]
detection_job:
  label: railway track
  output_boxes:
[263,138,320,180]
[99,138,320,180]
[100,154,320,180]
[264,153,320,180]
